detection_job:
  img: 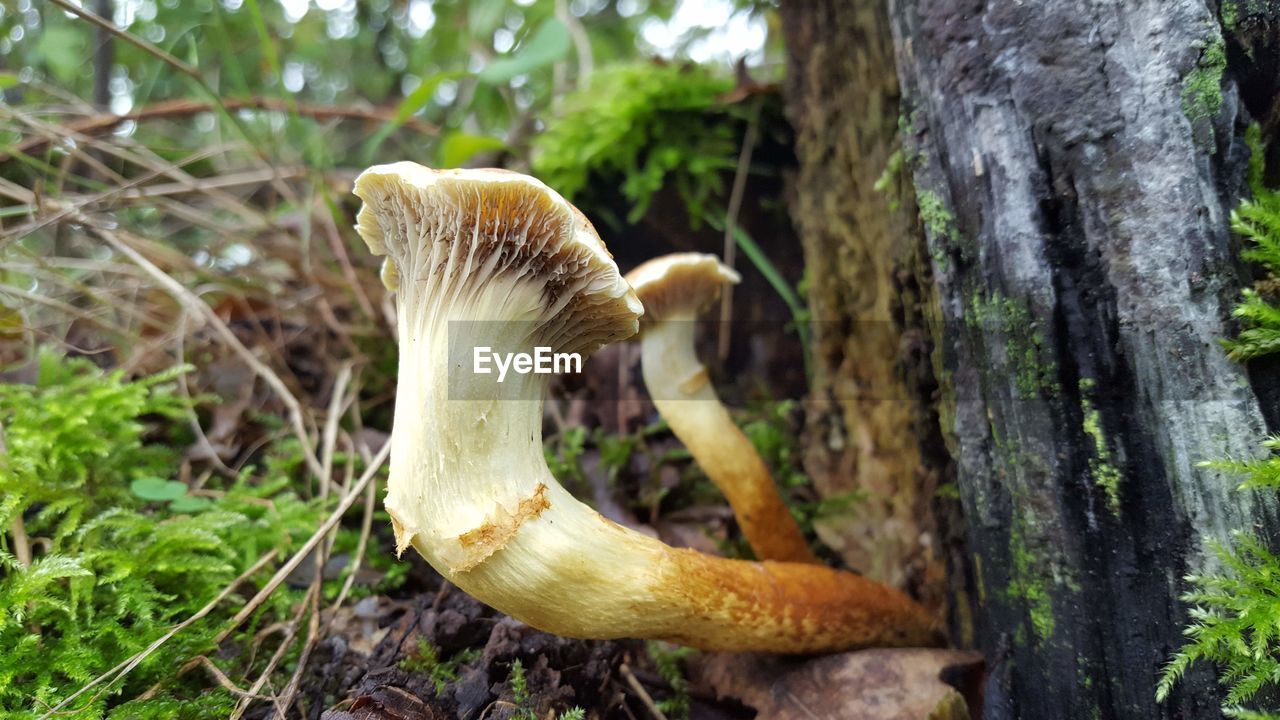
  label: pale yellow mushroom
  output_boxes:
[353,162,938,652]
[626,253,818,565]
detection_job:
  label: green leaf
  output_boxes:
[0,72,18,91]
[361,70,467,164]
[438,132,507,168]
[468,0,507,38]
[130,477,188,502]
[168,495,212,513]
[478,19,571,84]
[36,26,86,86]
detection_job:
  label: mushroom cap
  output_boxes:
[625,252,741,322]
[352,162,642,356]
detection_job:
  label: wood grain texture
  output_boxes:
[887,0,1280,717]
[780,0,959,631]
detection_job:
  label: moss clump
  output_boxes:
[647,641,693,720]
[917,190,959,271]
[1078,378,1122,515]
[1221,0,1240,30]
[400,639,480,695]
[1007,521,1055,644]
[917,190,955,240]
[0,352,340,718]
[1182,36,1227,124]
[966,291,1060,398]
[532,62,737,227]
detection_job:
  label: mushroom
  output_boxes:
[625,253,817,565]
[354,162,938,652]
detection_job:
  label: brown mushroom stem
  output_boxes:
[355,163,940,653]
[640,314,818,564]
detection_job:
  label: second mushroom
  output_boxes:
[626,253,817,565]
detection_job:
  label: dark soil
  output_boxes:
[294,557,755,720]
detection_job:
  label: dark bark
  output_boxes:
[780,2,965,630]
[884,1,1280,718]
[93,0,113,109]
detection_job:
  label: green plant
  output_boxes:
[1182,35,1228,126]
[1223,125,1280,361]
[1157,525,1280,717]
[0,351,191,544]
[533,62,812,374]
[400,639,480,695]
[1158,127,1280,716]
[545,426,589,492]
[1164,443,1280,718]
[509,658,534,720]
[533,62,738,227]
[647,641,693,720]
[0,351,334,719]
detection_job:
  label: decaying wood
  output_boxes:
[887,1,1280,717]
[780,0,959,629]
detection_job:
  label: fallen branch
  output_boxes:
[6,97,439,161]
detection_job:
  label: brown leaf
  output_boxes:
[349,685,438,720]
[690,648,984,720]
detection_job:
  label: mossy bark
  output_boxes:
[884,0,1280,718]
[780,1,964,630]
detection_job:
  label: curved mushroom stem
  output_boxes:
[356,163,941,653]
[390,337,935,651]
[640,313,818,564]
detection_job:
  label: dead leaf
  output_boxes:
[691,648,984,720]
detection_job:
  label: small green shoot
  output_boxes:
[399,639,480,695]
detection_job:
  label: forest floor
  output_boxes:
[298,524,982,720]
[2,98,982,720]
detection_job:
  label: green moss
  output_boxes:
[1078,378,1122,515]
[647,641,693,720]
[400,639,480,695]
[973,552,987,606]
[917,190,955,241]
[1182,36,1227,124]
[874,148,905,192]
[918,190,964,272]
[966,291,1060,398]
[1221,0,1240,30]
[532,62,737,227]
[1008,523,1056,644]
[0,352,341,718]
[1246,122,1266,195]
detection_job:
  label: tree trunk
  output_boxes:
[781,0,963,630]
[880,1,1280,718]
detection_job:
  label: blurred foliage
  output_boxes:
[0,352,359,719]
[0,0,787,171]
